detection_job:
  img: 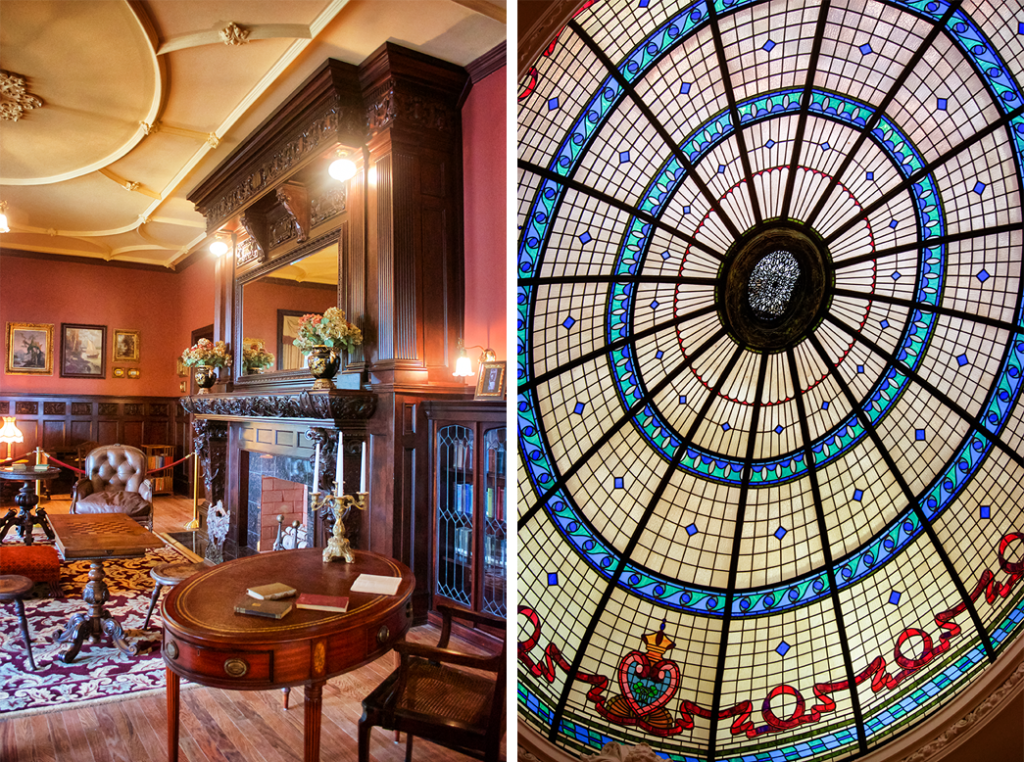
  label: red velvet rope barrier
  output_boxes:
[42,451,193,476]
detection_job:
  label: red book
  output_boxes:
[295,593,349,613]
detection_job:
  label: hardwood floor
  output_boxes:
[1,493,505,761]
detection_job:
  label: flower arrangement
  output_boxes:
[241,338,275,372]
[292,307,362,354]
[180,338,232,368]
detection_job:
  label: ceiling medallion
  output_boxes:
[220,23,251,46]
[0,70,43,122]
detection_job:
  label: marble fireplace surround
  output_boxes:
[182,388,375,558]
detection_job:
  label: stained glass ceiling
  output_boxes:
[516,1,1024,760]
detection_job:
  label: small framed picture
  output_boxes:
[5,322,54,375]
[127,368,140,379]
[113,367,126,378]
[474,361,506,400]
[60,323,106,378]
[176,357,188,377]
[113,329,140,361]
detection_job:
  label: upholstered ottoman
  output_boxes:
[0,545,61,598]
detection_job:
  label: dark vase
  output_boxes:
[308,345,341,390]
[194,364,217,393]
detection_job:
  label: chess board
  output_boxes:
[48,513,162,560]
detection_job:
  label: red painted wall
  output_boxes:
[0,252,216,397]
[241,279,337,369]
[462,66,508,367]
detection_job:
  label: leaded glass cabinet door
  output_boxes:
[481,425,506,617]
[435,423,475,608]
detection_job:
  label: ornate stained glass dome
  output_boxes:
[516,1,1024,760]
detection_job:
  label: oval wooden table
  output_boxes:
[161,548,415,762]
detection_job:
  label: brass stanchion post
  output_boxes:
[184,451,200,530]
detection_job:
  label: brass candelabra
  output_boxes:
[313,490,366,563]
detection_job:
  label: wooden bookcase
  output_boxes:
[143,444,174,496]
[425,400,506,621]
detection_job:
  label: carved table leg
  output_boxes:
[0,508,17,543]
[14,597,36,671]
[56,612,92,663]
[304,681,325,762]
[57,560,136,660]
[167,668,180,762]
[34,506,55,541]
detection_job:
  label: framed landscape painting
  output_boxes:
[61,323,106,378]
[113,329,140,361]
[5,322,54,375]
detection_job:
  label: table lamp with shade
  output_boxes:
[0,417,24,461]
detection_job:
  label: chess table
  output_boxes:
[48,512,162,662]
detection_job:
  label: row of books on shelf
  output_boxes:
[452,528,506,570]
[448,440,507,475]
[450,483,506,520]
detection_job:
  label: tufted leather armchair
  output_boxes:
[70,444,154,530]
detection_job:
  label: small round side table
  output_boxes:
[0,574,37,670]
[0,466,59,545]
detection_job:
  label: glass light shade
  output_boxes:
[329,157,357,182]
[0,417,24,445]
[0,211,8,234]
[210,239,229,256]
[453,352,474,377]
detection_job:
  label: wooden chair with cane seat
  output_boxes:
[358,604,506,762]
[143,501,228,629]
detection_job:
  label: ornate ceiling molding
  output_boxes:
[0,70,44,122]
[220,23,251,46]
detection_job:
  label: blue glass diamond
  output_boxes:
[765,139,776,149]
[573,402,585,415]
[650,300,659,310]
[889,219,898,229]
[679,395,687,405]
[973,181,986,195]
[563,316,576,329]
[892,271,901,280]
[1019,22,1024,34]
[866,171,875,181]
[763,39,776,52]
[619,151,631,164]
[775,425,784,434]
[822,401,830,410]
[957,353,969,367]
[937,98,947,111]
[680,82,692,95]
[857,365,865,373]
[859,43,872,55]
[547,572,558,586]
[686,523,698,537]
[880,319,889,329]
[614,477,624,489]
[547,97,560,111]
[916,429,926,441]
[639,0,649,6]
[774,526,787,540]
[889,591,901,606]
[776,641,790,657]
[722,422,731,432]
[683,205,691,214]
[655,350,664,359]
[661,251,671,260]
[717,164,726,174]
[821,141,830,151]
[579,231,592,244]
[853,488,864,502]
[977,268,990,282]
[980,505,991,519]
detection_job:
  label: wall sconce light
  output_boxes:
[0,417,24,460]
[453,339,497,378]
[328,149,357,182]
[0,201,10,234]
[209,232,231,257]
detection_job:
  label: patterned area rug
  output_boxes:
[0,543,188,718]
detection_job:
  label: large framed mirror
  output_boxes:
[234,231,341,386]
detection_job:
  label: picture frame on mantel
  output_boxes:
[5,322,54,375]
[474,361,506,400]
[113,329,140,362]
[60,323,106,378]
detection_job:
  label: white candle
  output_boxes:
[360,440,367,493]
[336,432,344,496]
[312,442,321,494]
